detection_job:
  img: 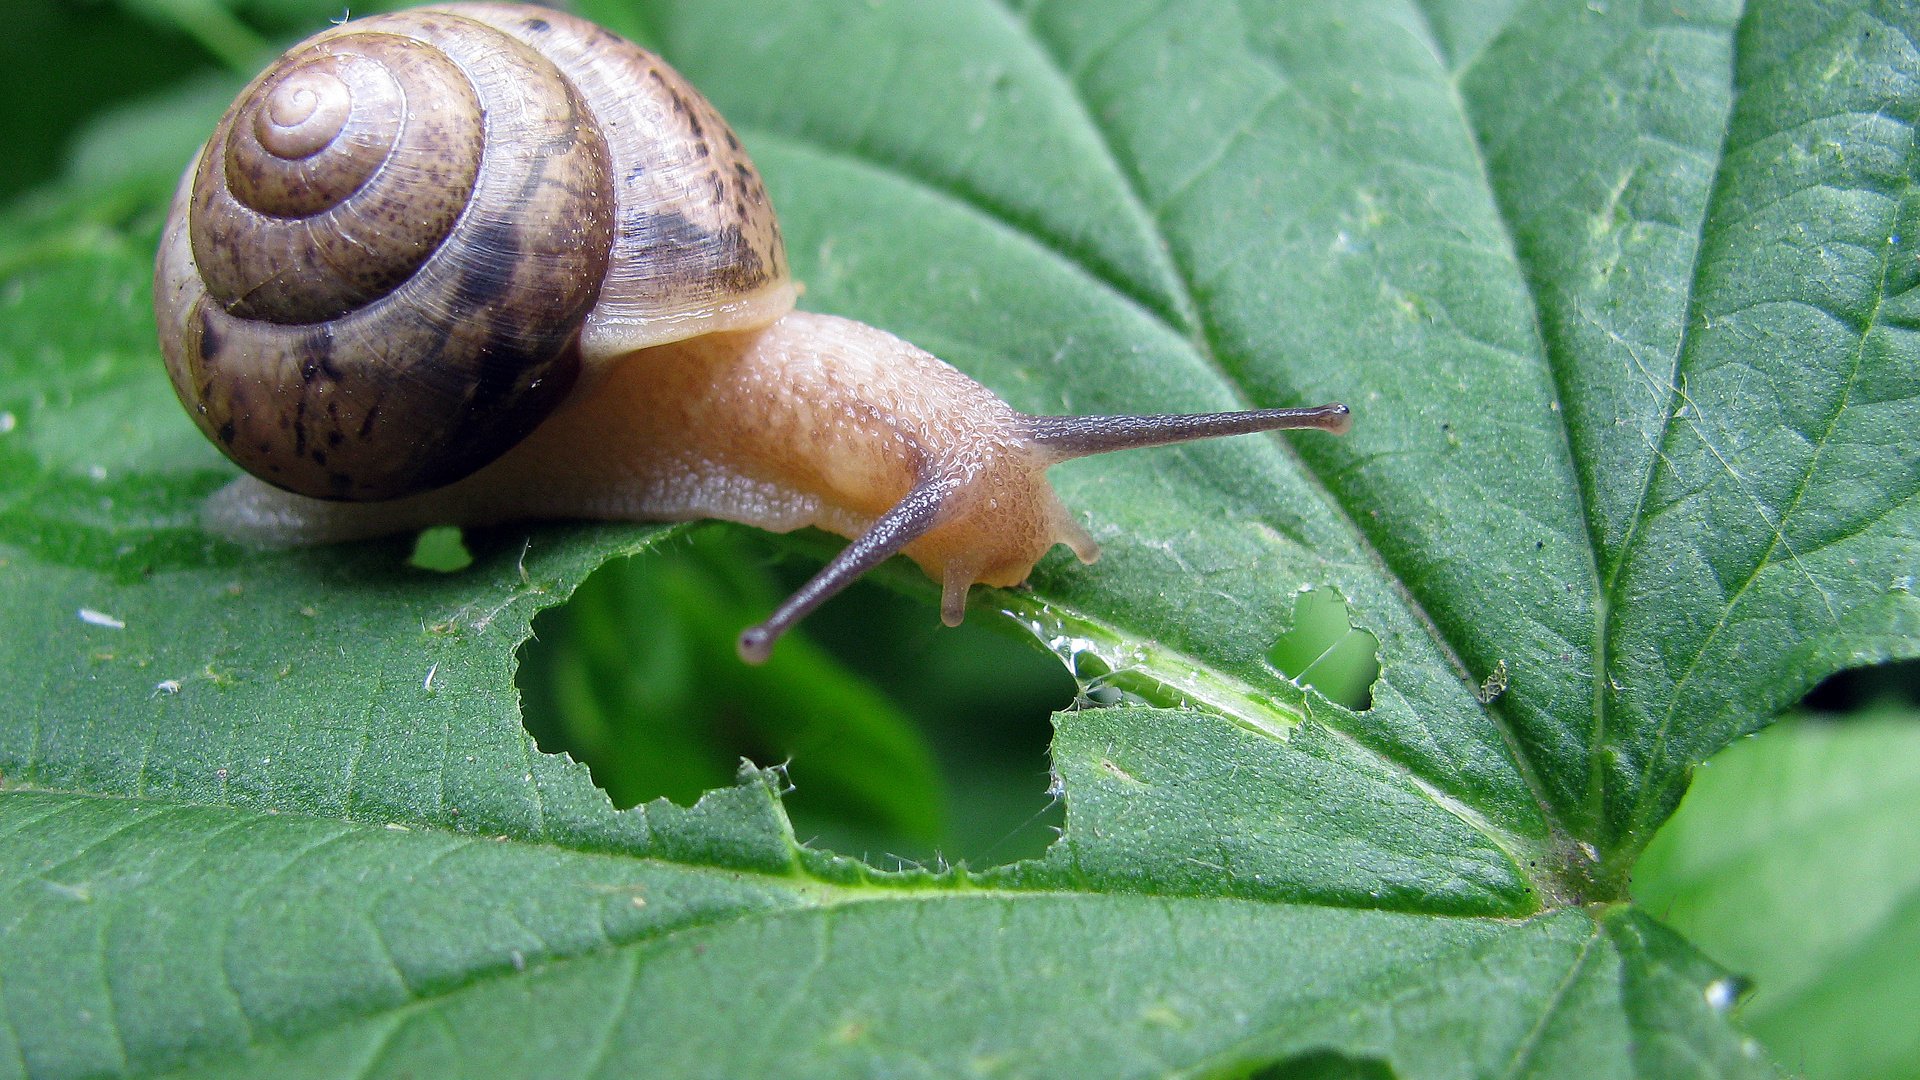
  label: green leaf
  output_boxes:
[1597,0,1920,863]
[1635,713,1920,1080]
[3,0,1913,1073]
[2,789,1764,1079]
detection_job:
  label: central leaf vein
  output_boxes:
[1398,1,1593,836]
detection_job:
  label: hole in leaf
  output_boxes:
[1266,588,1380,710]
[1799,657,1920,715]
[407,525,473,572]
[1223,1049,1397,1080]
[516,524,1077,868]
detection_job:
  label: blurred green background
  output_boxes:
[4,0,1386,868]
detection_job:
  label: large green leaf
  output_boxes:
[2,0,1913,1073]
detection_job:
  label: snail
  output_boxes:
[154,3,1351,663]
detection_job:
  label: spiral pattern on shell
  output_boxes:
[193,32,487,324]
[157,8,617,501]
[156,3,796,502]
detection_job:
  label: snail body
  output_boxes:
[157,3,1350,662]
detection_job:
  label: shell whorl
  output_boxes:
[445,3,795,356]
[159,8,619,501]
[156,4,796,503]
[192,32,485,323]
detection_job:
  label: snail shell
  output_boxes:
[154,3,793,500]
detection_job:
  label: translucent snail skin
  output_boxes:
[157,3,1350,662]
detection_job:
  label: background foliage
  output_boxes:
[2,0,1917,1076]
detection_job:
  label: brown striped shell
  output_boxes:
[155,3,794,501]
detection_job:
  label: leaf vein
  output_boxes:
[1589,0,1744,849]
[1499,922,1605,1078]
[579,947,641,1080]
[1631,168,1915,828]
[1398,0,1590,839]
[982,0,1206,342]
